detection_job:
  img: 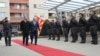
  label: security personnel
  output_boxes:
[55,20,61,41]
[51,20,56,40]
[1,17,12,46]
[79,13,87,43]
[46,20,52,40]
[70,15,78,43]
[88,11,98,45]
[62,18,69,42]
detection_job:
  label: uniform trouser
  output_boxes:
[30,31,38,44]
[80,26,86,42]
[22,33,29,45]
[71,27,78,42]
[5,36,11,46]
[63,28,69,41]
[0,33,2,40]
[51,28,56,40]
[47,29,52,39]
[4,31,11,46]
[56,29,60,40]
[90,25,98,43]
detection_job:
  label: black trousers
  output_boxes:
[22,32,29,45]
[0,33,2,40]
[56,29,60,40]
[71,27,78,42]
[51,28,56,40]
[5,36,11,46]
[30,31,38,45]
[47,29,52,40]
[80,26,86,42]
[4,31,11,46]
[90,25,98,43]
[63,28,69,41]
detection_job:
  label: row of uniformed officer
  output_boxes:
[46,19,61,41]
[46,11,98,45]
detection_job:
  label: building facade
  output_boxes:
[0,0,10,20]
[0,0,49,30]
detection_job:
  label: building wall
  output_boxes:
[29,0,48,20]
[0,0,10,20]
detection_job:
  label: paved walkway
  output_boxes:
[0,36,100,56]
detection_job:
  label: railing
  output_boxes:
[10,9,29,13]
[10,0,28,3]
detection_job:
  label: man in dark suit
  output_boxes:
[20,18,30,46]
[30,18,40,45]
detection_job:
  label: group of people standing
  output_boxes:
[46,11,98,45]
[0,10,98,46]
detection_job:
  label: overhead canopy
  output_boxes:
[39,0,100,12]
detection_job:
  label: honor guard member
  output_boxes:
[88,11,98,45]
[51,20,56,40]
[62,18,69,42]
[70,15,78,43]
[55,19,61,41]
[79,13,87,43]
[46,20,52,40]
[1,17,12,46]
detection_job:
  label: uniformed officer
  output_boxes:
[70,15,78,43]
[46,20,52,40]
[62,18,69,42]
[51,20,56,40]
[88,11,98,45]
[79,13,87,43]
[55,19,61,41]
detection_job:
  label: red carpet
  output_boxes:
[12,40,84,56]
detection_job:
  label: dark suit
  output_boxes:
[20,21,30,45]
[79,17,87,43]
[88,14,98,44]
[30,21,39,45]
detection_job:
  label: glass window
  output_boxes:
[21,4,27,9]
[33,4,37,8]
[0,12,5,18]
[22,13,29,18]
[15,13,21,18]
[0,3,5,7]
[14,4,20,9]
